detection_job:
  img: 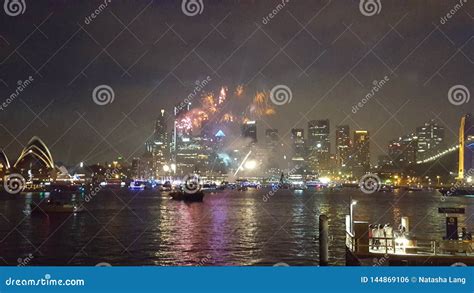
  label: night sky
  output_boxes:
[0,0,472,166]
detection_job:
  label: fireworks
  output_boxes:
[174,84,277,134]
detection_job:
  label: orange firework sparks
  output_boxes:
[218,87,227,105]
[235,84,244,97]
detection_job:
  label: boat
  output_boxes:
[408,185,423,192]
[379,184,394,192]
[129,180,146,190]
[170,190,205,202]
[27,199,84,215]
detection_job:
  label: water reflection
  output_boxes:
[0,188,472,266]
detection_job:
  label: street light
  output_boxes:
[350,200,358,234]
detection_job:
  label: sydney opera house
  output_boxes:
[0,136,56,180]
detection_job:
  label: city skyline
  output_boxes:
[0,0,472,166]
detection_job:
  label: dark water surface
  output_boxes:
[0,188,472,266]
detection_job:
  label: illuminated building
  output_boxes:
[308,120,330,170]
[290,128,305,162]
[387,134,417,168]
[335,125,351,167]
[416,120,445,161]
[151,109,170,176]
[14,136,56,179]
[242,121,257,144]
[0,149,11,177]
[265,129,279,150]
[458,114,474,180]
[353,130,370,172]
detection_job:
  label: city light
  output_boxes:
[244,160,257,170]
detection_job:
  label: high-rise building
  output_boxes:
[308,120,330,170]
[416,120,445,160]
[335,125,351,167]
[242,121,257,143]
[152,109,169,175]
[353,130,370,171]
[291,128,305,161]
[388,134,417,168]
[265,129,279,149]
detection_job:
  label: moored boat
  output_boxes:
[170,190,205,202]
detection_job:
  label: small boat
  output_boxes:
[129,180,146,190]
[170,190,205,202]
[379,184,394,192]
[408,185,423,192]
[28,199,84,215]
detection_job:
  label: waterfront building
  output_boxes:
[308,120,330,171]
[353,130,370,174]
[151,109,170,176]
[290,128,305,162]
[335,125,351,168]
[416,120,445,161]
[242,121,257,144]
[388,134,417,168]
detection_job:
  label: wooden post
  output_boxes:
[319,214,329,266]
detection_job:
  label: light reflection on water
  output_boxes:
[0,188,472,266]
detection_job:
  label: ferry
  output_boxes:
[129,180,147,190]
[438,188,474,197]
[25,199,84,215]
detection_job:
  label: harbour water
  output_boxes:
[0,188,472,266]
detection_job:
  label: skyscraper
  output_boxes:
[152,109,169,175]
[387,134,417,168]
[353,130,370,172]
[335,125,351,167]
[416,120,445,160]
[242,121,257,143]
[265,129,279,150]
[308,120,330,170]
[290,128,305,162]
